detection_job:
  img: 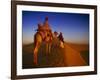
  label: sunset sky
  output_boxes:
[22,11,89,44]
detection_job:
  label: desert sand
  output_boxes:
[63,43,87,66]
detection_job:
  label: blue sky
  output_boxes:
[22,11,89,44]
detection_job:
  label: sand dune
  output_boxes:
[63,43,87,66]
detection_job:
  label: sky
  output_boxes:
[22,11,89,44]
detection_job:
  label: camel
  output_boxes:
[33,23,53,65]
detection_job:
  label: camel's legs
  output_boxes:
[48,43,51,54]
[46,43,51,54]
[33,42,39,65]
[46,44,48,54]
[46,43,50,54]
